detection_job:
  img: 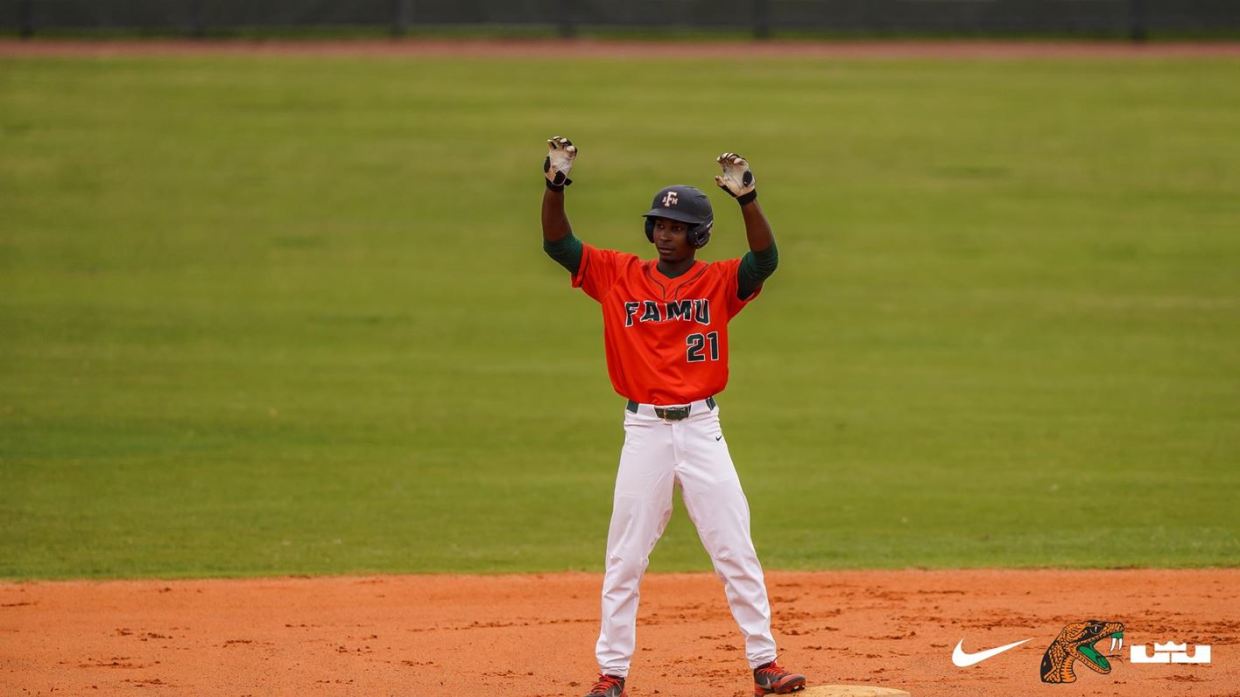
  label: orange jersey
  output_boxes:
[572,243,760,405]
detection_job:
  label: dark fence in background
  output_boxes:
[4,0,1239,40]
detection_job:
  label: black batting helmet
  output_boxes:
[642,185,713,249]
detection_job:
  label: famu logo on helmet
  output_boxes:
[643,185,714,249]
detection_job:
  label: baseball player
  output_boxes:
[541,137,807,697]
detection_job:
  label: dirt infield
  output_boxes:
[1,569,1235,696]
[1,38,1239,60]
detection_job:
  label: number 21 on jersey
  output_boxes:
[686,332,719,362]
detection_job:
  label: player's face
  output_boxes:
[651,218,694,263]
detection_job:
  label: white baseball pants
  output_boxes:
[595,399,777,677]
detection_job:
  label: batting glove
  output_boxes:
[544,136,577,191]
[715,152,757,205]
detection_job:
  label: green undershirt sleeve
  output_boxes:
[737,239,779,300]
[543,233,583,275]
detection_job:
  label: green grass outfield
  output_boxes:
[1,52,1237,579]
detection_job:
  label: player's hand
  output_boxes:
[544,136,577,190]
[714,152,756,204]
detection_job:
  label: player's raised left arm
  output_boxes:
[716,152,774,254]
[717,153,778,298]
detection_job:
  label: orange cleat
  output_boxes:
[753,660,807,695]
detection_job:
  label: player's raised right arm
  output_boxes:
[542,137,583,274]
[542,136,576,243]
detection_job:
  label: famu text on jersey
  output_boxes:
[623,299,711,327]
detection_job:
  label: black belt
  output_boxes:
[626,396,716,421]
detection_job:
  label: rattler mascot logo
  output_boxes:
[1040,620,1125,683]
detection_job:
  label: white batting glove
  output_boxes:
[714,152,757,205]
[544,136,577,190]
